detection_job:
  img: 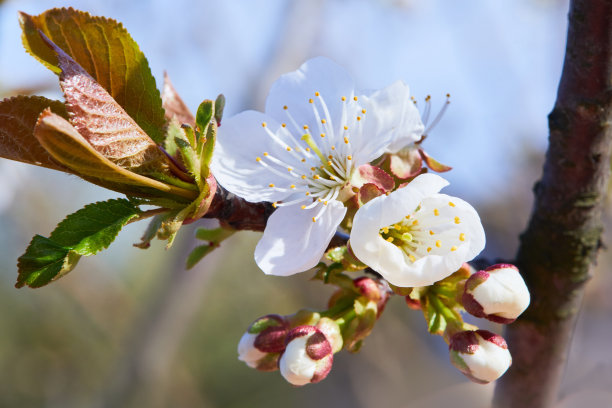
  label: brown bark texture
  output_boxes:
[493,1,612,407]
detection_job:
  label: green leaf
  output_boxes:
[195,100,214,138]
[20,8,166,143]
[214,94,225,125]
[16,235,81,288]
[34,110,197,201]
[195,227,235,242]
[16,198,142,288]
[186,244,216,269]
[49,198,142,255]
[0,95,69,172]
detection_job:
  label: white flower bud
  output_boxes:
[279,326,333,386]
[463,264,530,323]
[449,330,512,384]
[238,314,288,371]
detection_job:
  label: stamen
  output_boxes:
[459,233,466,241]
[429,230,435,235]
[269,183,275,188]
[451,246,457,252]
[262,122,267,127]
[449,201,456,207]
[454,217,461,224]
[434,209,440,216]
[256,157,261,162]
[427,247,432,252]
[435,240,441,248]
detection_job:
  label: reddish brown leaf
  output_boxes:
[38,31,168,173]
[20,8,166,143]
[419,149,452,172]
[162,72,195,127]
[0,95,70,172]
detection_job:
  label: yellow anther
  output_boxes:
[287,167,293,172]
[309,98,314,103]
[459,233,466,242]
[412,220,419,226]
[454,217,461,224]
[451,246,458,252]
[434,208,440,216]
[313,175,320,180]
[269,183,275,188]
[305,147,311,152]
[272,202,278,208]
[283,105,288,110]
[353,96,358,101]
[311,167,316,171]
[343,125,348,130]
[290,184,296,189]
[256,157,262,162]
[344,137,349,144]
[427,247,432,253]
[382,227,389,234]
[286,147,292,151]
[446,93,451,98]
[282,123,287,128]
[305,192,311,196]
[361,109,366,114]
[405,215,411,219]
[341,96,347,101]
[317,198,323,202]
[321,119,326,124]
[328,155,333,159]
[301,175,307,179]
[263,152,269,156]
[301,205,306,209]
[327,161,333,166]
[386,237,394,243]
[331,146,336,150]
[320,133,326,138]
[449,201,456,207]
[324,201,328,205]
[347,155,353,160]
[429,230,435,235]
[409,254,416,263]
[435,240,442,248]
[357,116,362,121]
[315,91,320,96]
[301,158,306,162]
[312,217,316,222]
[262,122,267,127]
[303,125,309,130]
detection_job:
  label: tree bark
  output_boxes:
[493,1,612,407]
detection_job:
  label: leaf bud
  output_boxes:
[462,264,530,324]
[353,276,390,317]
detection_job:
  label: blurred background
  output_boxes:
[1,0,611,407]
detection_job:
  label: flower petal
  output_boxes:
[212,110,301,203]
[255,201,347,276]
[352,81,424,163]
[265,57,355,139]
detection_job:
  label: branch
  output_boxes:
[494,1,612,406]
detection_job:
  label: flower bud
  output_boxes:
[316,317,343,353]
[353,276,390,317]
[462,264,530,324]
[279,326,333,386]
[238,314,289,371]
[449,330,512,384]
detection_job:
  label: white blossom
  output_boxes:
[279,325,333,386]
[212,57,423,276]
[350,173,485,287]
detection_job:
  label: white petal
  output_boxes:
[265,57,355,137]
[255,201,347,276]
[212,110,301,203]
[473,267,530,319]
[463,336,512,383]
[352,81,424,163]
[237,332,267,368]
[279,336,316,386]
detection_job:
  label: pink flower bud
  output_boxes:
[353,276,390,317]
[279,326,333,386]
[462,264,530,324]
[238,314,289,371]
[449,330,512,384]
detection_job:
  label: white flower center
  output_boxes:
[379,198,467,262]
[254,92,365,221]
